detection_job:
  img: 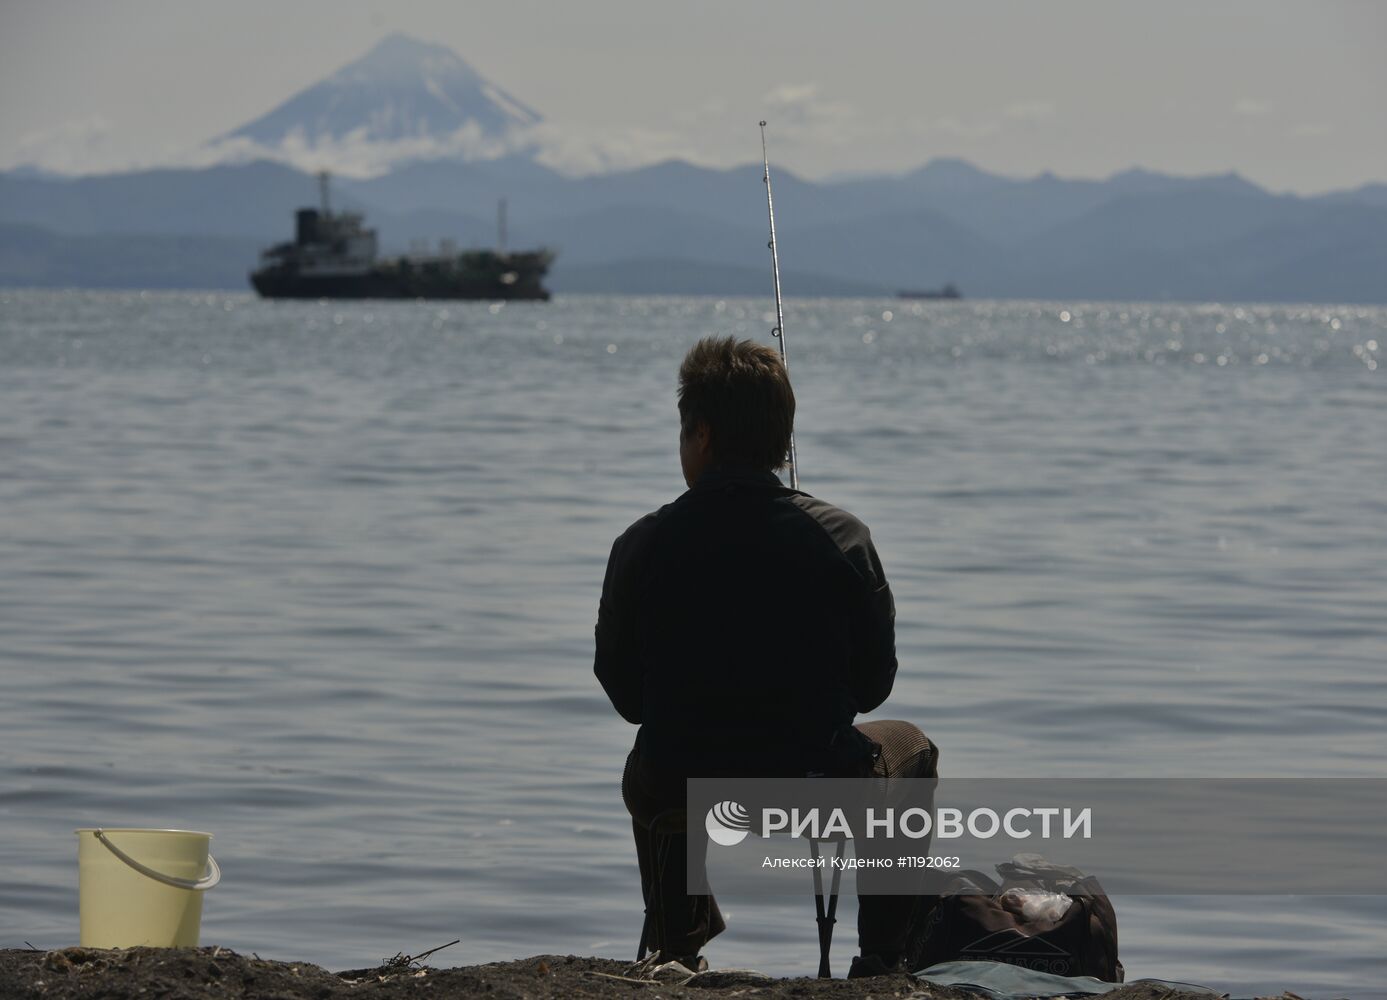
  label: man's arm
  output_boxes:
[593,519,650,724]
[791,499,901,714]
[846,536,898,714]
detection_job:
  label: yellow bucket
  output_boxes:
[75,828,221,948]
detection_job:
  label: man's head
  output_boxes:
[677,336,795,486]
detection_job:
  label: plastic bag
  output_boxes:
[998,887,1073,923]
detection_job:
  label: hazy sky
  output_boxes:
[2,0,1384,191]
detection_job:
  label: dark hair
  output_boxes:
[677,336,795,471]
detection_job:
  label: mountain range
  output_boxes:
[2,35,1383,302]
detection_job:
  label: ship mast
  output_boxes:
[497,198,508,254]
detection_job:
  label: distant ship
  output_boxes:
[250,173,553,301]
[896,283,962,300]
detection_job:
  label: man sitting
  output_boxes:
[595,336,937,977]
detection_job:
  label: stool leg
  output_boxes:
[810,842,828,977]
[811,840,847,979]
[822,841,845,976]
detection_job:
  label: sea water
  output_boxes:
[1,291,1383,996]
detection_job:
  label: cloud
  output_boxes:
[194,121,532,177]
[1005,100,1057,122]
[526,122,692,176]
[7,115,709,179]
[673,97,731,128]
[198,120,677,179]
[918,115,1001,141]
[758,83,857,144]
[764,83,819,107]
[1233,98,1273,117]
[11,117,128,174]
[5,116,506,178]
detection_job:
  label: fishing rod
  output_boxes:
[759,121,799,489]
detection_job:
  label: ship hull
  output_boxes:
[250,267,551,301]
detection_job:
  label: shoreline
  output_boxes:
[0,947,1300,999]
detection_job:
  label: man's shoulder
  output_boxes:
[601,505,670,594]
[613,509,658,546]
[611,495,682,551]
[781,493,885,587]
[783,492,873,546]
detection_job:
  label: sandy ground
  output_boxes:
[0,946,1312,1000]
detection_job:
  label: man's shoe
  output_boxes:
[847,952,905,979]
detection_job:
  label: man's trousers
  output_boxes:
[622,720,939,961]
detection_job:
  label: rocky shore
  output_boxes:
[0,946,1311,1000]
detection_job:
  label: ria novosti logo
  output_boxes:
[705,801,752,846]
[702,803,1094,845]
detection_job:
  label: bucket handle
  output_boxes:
[93,828,221,891]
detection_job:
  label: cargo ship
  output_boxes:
[250,173,553,300]
[897,283,962,300]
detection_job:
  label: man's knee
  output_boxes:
[623,746,686,827]
[854,720,938,778]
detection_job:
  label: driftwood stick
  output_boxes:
[408,939,461,964]
[583,971,660,986]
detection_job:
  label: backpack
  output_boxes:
[911,856,1123,982]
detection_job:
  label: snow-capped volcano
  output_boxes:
[214,34,543,175]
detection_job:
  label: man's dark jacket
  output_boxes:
[595,467,898,778]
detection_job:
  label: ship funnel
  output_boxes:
[295,209,320,245]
